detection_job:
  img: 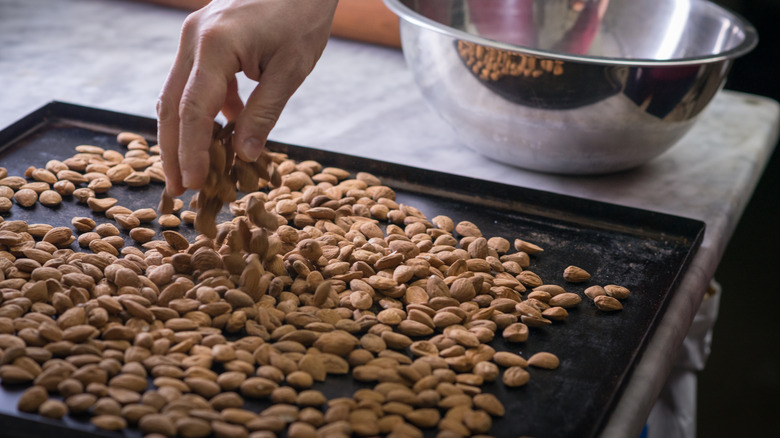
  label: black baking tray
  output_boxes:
[0,102,705,438]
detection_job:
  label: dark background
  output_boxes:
[699,1,779,437]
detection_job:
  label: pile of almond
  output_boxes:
[0,129,630,437]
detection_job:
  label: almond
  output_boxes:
[548,292,582,308]
[604,284,631,299]
[87,197,118,212]
[514,238,543,254]
[42,226,73,247]
[562,265,590,282]
[594,295,623,311]
[527,352,560,369]
[585,285,607,299]
[13,188,37,207]
[502,366,530,387]
[124,171,150,187]
[71,216,96,232]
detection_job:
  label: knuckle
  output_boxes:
[248,108,280,130]
[156,96,176,122]
[180,12,202,36]
[178,94,208,127]
[197,24,230,51]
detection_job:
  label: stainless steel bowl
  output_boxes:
[383,0,757,174]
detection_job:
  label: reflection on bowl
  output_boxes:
[384,0,758,174]
[456,41,624,110]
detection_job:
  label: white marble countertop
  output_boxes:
[1,0,779,437]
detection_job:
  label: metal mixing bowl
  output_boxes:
[383,0,757,174]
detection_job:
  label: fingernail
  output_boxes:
[181,170,194,188]
[243,137,264,161]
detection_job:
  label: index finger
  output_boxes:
[177,45,240,190]
[157,50,191,197]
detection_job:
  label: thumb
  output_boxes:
[234,65,306,162]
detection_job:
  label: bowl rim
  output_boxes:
[382,0,758,66]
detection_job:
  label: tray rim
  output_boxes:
[0,101,706,438]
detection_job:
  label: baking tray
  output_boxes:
[0,102,705,438]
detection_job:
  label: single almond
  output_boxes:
[73,187,95,203]
[132,208,157,223]
[13,188,37,207]
[502,323,529,342]
[548,292,581,308]
[604,284,631,300]
[32,168,58,184]
[88,177,112,194]
[502,366,530,387]
[42,226,73,247]
[91,414,127,431]
[158,214,181,228]
[528,352,560,369]
[124,171,150,187]
[563,265,591,282]
[0,196,12,213]
[106,163,133,183]
[514,238,543,254]
[114,214,141,230]
[594,295,623,311]
[105,205,133,219]
[585,285,607,300]
[87,197,118,212]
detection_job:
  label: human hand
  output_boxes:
[157,0,338,196]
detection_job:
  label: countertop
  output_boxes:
[1,0,779,437]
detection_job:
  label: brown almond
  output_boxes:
[52,179,76,196]
[502,322,529,343]
[0,196,12,213]
[514,238,543,254]
[158,214,181,228]
[585,285,607,300]
[139,413,177,436]
[563,265,591,282]
[91,414,127,431]
[162,230,189,251]
[127,227,154,243]
[502,366,530,387]
[39,399,68,419]
[473,393,505,417]
[604,284,631,300]
[114,214,141,230]
[38,190,62,207]
[71,216,96,232]
[405,408,440,428]
[117,132,146,145]
[548,292,582,308]
[31,168,58,184]
[594,295,623,311]
[88,177,112,194]
[27,223,53,238]
[527,352,560,369]
[124,171,150,187]
[17,385,48,412]
[0,176,28,190]
[87,197,118,212]
[13,188,38,207]
[73,187,95,203]
[132,208,157,223]
[42,226,73,247]
[145,166,166,183]
[542,306,568,321]
[106,163,134,183]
